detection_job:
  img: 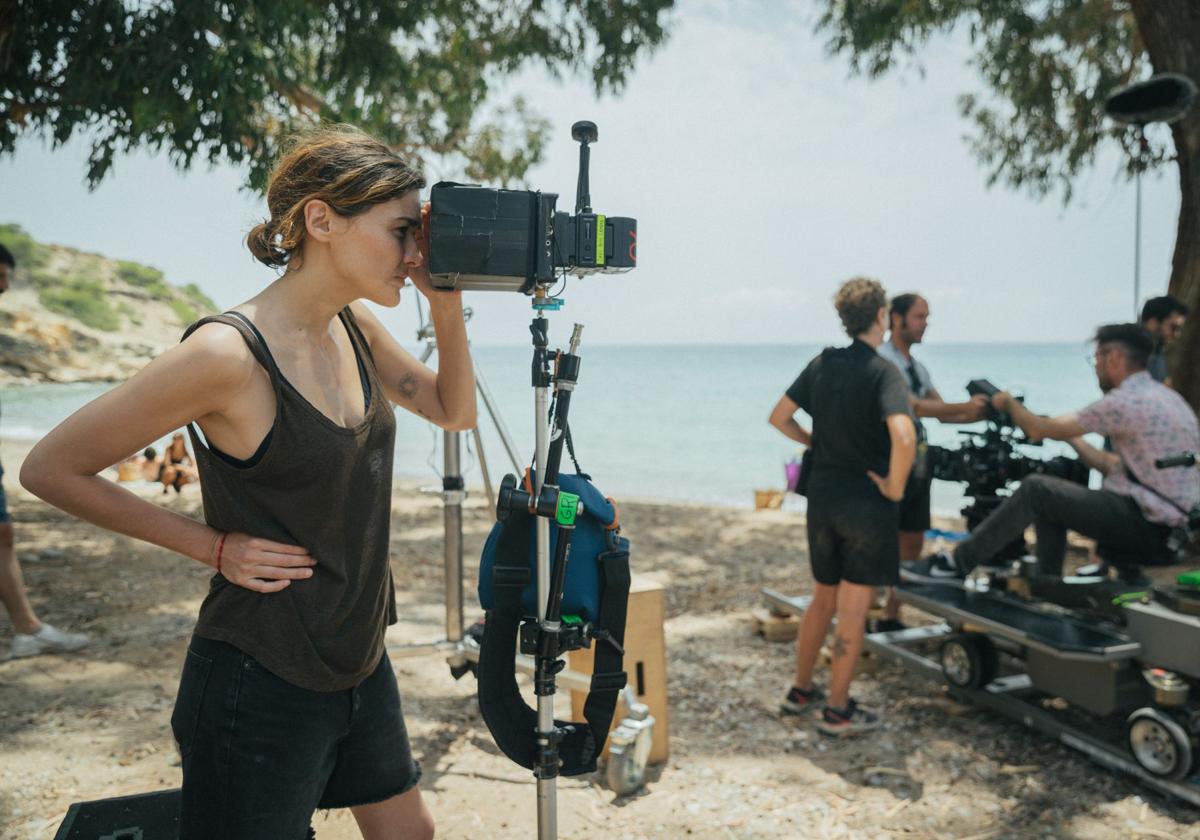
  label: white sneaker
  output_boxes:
[10,623,91,659]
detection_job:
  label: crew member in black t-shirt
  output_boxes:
[769,277,915,736]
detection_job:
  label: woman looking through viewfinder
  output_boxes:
[20,125,476,839]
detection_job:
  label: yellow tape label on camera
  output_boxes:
[595,214,606,266]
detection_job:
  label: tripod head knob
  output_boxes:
[571,121,598,144]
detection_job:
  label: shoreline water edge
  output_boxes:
[2,341,1104,513]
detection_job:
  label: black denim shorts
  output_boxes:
[806,492,900,587]
[171,635,421,840]
[898,475,932,534]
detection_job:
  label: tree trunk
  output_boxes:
[1131,0,1200,410]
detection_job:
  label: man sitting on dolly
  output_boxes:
[903,323,1200,583]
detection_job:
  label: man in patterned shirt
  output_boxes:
[904,323,1200,582]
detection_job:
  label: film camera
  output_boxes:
[924,379,1088,551]
[427,121,637,294]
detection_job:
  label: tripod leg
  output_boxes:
[476,361,523,474]
[443,431,464,648]
[473,426,497,515]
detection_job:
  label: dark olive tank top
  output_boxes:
[181,308,397,692]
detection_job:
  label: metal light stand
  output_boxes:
[494,306,586,840]
[1133,124,1148,319]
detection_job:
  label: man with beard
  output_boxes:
[874,294,986,629]
[904,323,1200,583]
[1140,295,1188,384]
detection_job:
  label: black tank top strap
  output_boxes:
[338,307,376,367]
[338,306,381,395]
[182,312,284,387]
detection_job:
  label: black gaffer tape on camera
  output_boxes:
[428,182,558,294]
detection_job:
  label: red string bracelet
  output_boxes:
[214,532,228,575]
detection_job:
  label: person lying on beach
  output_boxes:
[157,433,197,493]
[138,447,161,481]
[19,125,476,840]
[114,447,163,483]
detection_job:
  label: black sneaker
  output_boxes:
[817,698,881,736]
[871,617,907,634]
[901,551,965,586]
[780,684,826,716]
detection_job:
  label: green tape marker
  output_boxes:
[1112,591,1149,606]
[595,214,606,266]
[556,491,580,526]
[1177,570,1200,587]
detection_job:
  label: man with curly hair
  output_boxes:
[769,277,916,735]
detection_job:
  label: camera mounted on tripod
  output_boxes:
[427,120,637,294]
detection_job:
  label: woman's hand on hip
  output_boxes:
[219,533,316,593]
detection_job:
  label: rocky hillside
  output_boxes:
[0,224,218,383]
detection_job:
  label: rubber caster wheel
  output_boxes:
[940,633,998,689]
[606,715,655,795]
[1128,707,1195,781]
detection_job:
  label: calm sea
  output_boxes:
[1,343,1102,513]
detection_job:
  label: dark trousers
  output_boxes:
[954,475,1171,576]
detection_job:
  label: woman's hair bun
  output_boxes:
[246,220,289,268]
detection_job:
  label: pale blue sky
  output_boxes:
[0,1,1182,347]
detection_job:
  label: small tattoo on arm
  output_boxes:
[396,373,418,400]
[832,634,849,659]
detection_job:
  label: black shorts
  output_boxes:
[806,493,900,586]
[898,476,932,534]
[172,635,421,840]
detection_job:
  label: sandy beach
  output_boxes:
[1,436,1197,839]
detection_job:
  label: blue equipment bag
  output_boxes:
[478,472,619,620]
[476,470,631,776]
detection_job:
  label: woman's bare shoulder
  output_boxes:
[173,320,259,389]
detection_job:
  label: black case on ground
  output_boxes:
[54,789,180,840]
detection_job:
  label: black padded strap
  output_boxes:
[589,671,629,692]
[572,534,630,773]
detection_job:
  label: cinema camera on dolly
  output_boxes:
[922,378,1088,556]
